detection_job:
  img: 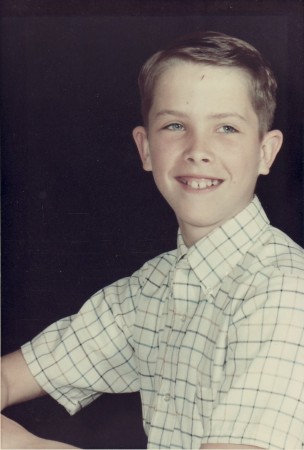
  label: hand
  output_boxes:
[1,414,79,449]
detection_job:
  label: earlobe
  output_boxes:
[132,126,152,172]
[258,130,283,175]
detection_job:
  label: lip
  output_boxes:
[176,174,222,180]
[175,175,224,191]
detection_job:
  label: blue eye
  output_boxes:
[218,125,238,134]
[166,123,184,131]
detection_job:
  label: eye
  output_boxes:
[165,123,185,131]
[217,125,238,134]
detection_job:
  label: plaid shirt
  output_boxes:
[22,196,304,449]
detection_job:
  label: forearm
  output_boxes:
[1,414,79,449]
[1,350,45,410]
[1,351,80,449]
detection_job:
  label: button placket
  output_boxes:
[172,259,190,319]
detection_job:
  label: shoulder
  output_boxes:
[87,248,177,309]
[240,224,304,281]
[137,248,177,286]
[264,225,304,275]
[229,227,304,320]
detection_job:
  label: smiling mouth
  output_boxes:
[177,177,223,190]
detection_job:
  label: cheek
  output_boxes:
[149,142,177,171]
[226,152,260,183]
[150,152,166,172]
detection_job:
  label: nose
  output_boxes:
[184,135,214,164]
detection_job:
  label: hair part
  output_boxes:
[138,31,277,136]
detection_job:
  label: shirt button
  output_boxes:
[181,315,186,322]
[163,393,171,402]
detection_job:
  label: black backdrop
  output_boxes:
[1,1,303,448]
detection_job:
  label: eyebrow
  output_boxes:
[154,110,247,122]
[207,113,247,122]
[155,109,189,119]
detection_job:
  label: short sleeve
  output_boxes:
[22,271,142,415]
[200,274,304,449]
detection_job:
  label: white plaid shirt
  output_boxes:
[22,196,304,449]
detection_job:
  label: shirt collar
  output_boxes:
[177,196,270,295]
[177,232,189,261]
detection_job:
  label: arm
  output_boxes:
[1,350,45,410]
[1,350,79,449]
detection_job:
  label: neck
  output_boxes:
[178,222,218,248]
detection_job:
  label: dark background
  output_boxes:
[1,0,303,448]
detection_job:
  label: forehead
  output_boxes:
[154,60,251,96]
[150,61,255,116]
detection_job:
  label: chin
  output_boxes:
[177,214,222,231]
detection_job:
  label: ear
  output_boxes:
[258,129,283,175]
[132,126,152,172]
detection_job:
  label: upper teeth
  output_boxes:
[186,179,220,189]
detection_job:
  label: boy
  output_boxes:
[1,31,304,449]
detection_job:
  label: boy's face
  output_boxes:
[133,62,282,246]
